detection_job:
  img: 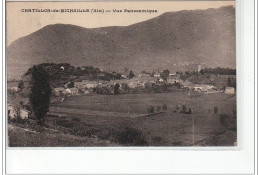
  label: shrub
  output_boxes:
[71,117,81,122]
[214,107,218,114]
[162,104,167,110]
[56,119,75,128]
[147,106,155,114]
[182,105,186,113]
[47,114,59,118]
[184,108,192,114]
[115,127,147,146]
[152,136,163,144]
[151,106,155,114]
[156,105,161,112]
[220,114,228,125]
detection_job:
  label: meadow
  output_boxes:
[47,90,236,146]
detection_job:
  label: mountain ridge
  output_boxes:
[7,5,235,79]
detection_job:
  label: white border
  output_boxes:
[2,0,256,174]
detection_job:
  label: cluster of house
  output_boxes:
[53,71,236,97]
[7,103,30,120]
[54,80,101,96]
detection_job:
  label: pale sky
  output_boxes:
[6,1,235,45]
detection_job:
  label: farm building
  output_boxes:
[65,88,78,96]
[54,87,66,96]
[121,74,128,79]
[224,87,235,94]
[158,78,165,83]
[83,89,90,94]
[192,85,218,93]
[154,73,160,78]
[138,73,151,78]
[8,104,17,119]
[8,104,30,120]
[169,73,176,77]
[19,108,30,119]
[84,82,98,89]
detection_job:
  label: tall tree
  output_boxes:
[18,80,24,90]
[29,65,52,125]
[114,83,120,95]
[161,69,170,80]
[129,70,134,79]
[67,80,74,88]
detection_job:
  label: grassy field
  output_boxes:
[51,90,236,117]
[48,91,236,146]
[8,90,236,146]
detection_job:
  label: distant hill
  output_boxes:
[7,6,235,80]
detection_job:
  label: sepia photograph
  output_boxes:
[6,1,236,147]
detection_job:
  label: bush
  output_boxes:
[147,106,155,114]
[115,127,147,146]
[156,105,161,112]
[214,107,218,114]
[184,108,192,114]
[162,104,167,110]
[220,114,228,125]
[151,106,155,114]
[56,119,75,128]
[152,136,163,144]
[47,114,59,118]
[182,105,186,113]
[71,117,81,122]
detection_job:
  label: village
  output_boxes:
[7,63,236,121]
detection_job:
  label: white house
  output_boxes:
[54,87,66,96]
[121,74,128,79]
[224,87,235,94]
[154,73,160,78]
[192,85,218,93]
[8,104,30,120]
[8,104,17,119]
[158,78,165,83]
[19,108,30,119]
[84,82,98,89]
[84,89,90,94]
[65,88,78,96]
[138,73,150,78]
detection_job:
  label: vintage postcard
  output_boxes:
[6,1,236,147]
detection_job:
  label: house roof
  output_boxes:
[55,87,65,91]
[20,108,30,113]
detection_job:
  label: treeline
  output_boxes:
[23,63,122,81]
[200,67,236,75]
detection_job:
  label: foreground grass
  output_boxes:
[8,126,114,147]
[8,110,236,147]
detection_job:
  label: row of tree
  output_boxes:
[200,67,236,75]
